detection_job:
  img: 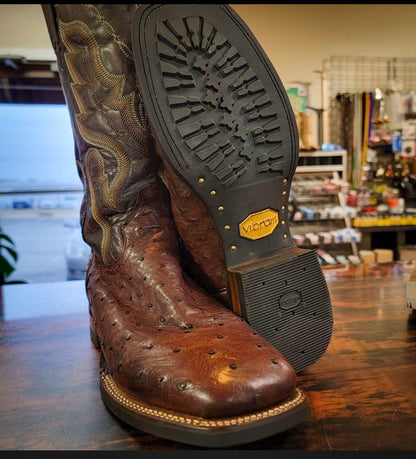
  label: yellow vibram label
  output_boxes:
[239,209,279,240]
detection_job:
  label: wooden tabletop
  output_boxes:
[1,262,416,451]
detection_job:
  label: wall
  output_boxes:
[1,4,416,143]
[230,4,416,144]
[0,5,54,60]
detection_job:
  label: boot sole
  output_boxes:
[92,347,309,447]
[132,3,333,373]
[100,369,309,448]
[90,323,310,447]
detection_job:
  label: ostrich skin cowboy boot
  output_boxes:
[132,4,333,374]
[42,4,310,447]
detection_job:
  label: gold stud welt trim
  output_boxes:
[101,372,305,428]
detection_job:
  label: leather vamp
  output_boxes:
[89,185,296,419]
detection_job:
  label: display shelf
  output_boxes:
[357,225,416,233]
[292,151,359,260]
[295,241,359,248]
[291,218,346,224]
[353,215,416,228]
[296,150,348,179]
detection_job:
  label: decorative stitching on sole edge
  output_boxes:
[101,371,306,428]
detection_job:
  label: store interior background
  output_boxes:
[1,4,416,284]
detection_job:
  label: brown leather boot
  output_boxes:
[132,4,333,374]
[42,4,309,447]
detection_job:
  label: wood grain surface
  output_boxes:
[1,262,416,450]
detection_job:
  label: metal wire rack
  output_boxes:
[323,56,416,145]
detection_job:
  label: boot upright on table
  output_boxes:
[42,3,310,447]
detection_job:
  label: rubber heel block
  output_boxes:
[228,248,333,373]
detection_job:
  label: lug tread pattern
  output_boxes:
[157,16,286,188]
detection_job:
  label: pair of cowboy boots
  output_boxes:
[42,4,333,447]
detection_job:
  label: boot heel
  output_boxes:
[228,248,333,373]
[90,318,101,349]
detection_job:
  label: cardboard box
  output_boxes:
[359,250,376,264]
[399,245,416,261]
[373,249,394,263]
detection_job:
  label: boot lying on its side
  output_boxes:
[42,3,310,448]
[132,4,333,374]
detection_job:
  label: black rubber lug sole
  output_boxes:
[132,4,333,373]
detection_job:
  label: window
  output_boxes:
[0,60,88,284]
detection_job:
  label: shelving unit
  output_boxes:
[290,150,360,266]
[296,149,348,179]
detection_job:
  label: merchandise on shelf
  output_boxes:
[348,255,362,265]
[292,228,361,246]
[290,172,359,265]
[353,214,416,227]
[316,249,337,266]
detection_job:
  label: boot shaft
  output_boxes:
[42,4,158,265]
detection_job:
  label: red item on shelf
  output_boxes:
[346,194,358,206]
[361,206,378,215]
